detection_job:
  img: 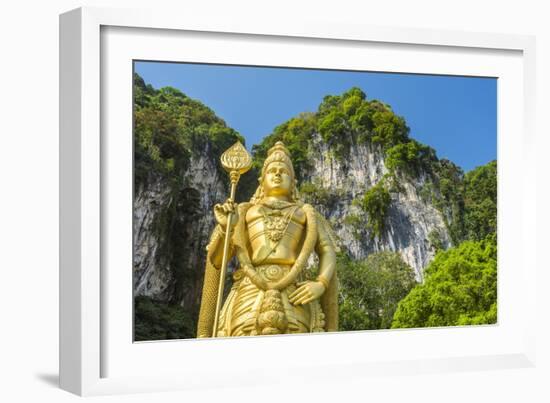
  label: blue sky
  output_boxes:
[135,61,496,172]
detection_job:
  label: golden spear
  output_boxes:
[212,141,252,337]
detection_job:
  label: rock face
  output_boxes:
[301,135,451,280]
[133,135,451,304]
[133,142,228,309]
[133,177,172,298]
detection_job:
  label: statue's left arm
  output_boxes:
[317,214,340,332]
[288,207,339,330]
[315,212,339,332]
[314,215,337,291]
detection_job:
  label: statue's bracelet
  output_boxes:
[316,275,330,290]
[215,224,226,237]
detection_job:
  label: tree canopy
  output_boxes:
[338,252,417,331]
[391,235,497,328]
[134,73,244,188]
[463,161,497,241]
[251,86,437,179]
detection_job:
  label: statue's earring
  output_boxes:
[255,178,264,201]
[259,177,264,199]
[292,179,299,201]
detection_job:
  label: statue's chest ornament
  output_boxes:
[260,203,298,243]
[263,210,289,242]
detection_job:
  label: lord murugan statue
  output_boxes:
[197,141,339,337]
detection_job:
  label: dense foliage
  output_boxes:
[391,235,497,328]
[463,161,497,241]
[423,159,497,245]
[134,73,244,188]
[430,159,466,244]
[251,113,317,182]
[390,161,498,328]
[134,296,196,341]
[338,252,417,331]
[360,181,391,238]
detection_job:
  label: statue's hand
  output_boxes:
[214,198,238,230]
[288,280,325,306]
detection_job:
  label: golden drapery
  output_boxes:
[197,202,338,338]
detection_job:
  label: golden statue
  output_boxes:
[197,141,339,337]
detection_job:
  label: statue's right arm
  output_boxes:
[208,199,239,268]
[196,199,241,338]
[206,225,230,269]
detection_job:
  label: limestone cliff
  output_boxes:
[300,134,451,280]
[133,141,229,310]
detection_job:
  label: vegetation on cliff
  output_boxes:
[134,73,244,189]
[360,181,391,238]
[420,159,497,245]
[462,161,497,241]
[387,162,497,329]
[134,296,195,341]
[251,87,435,180]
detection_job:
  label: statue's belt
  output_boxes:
[233,264,293,283]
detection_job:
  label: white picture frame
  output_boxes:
[59,6,537,396]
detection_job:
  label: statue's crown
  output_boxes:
[262,141,295,178]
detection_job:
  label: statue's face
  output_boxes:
[262,161,293,198]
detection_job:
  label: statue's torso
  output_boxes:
[245,203,306,265]
[217,201,321,336]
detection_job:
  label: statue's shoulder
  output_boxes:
[296,202,317,222]
[300,202,321,216]
[296,200,309,209]
[301,203,340,252]
[242,202,259,216]
[244,202,274,225]
[237,201,252,214]
[237,202,254,221]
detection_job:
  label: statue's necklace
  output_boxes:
[260,199,296,210]
[260,201,297,243]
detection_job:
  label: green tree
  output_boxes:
[391,236,497,328]
[250,113,317,182]
[430,158,466,244]
[251,85,432,175]
[371,110,409,148]
[385,140,436,176]
[319,109,348,142]
[133,73,244,188]
[134,296,196,340]
[338,252,417,331]
[463,161,497,241]
[361,181,391,238]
